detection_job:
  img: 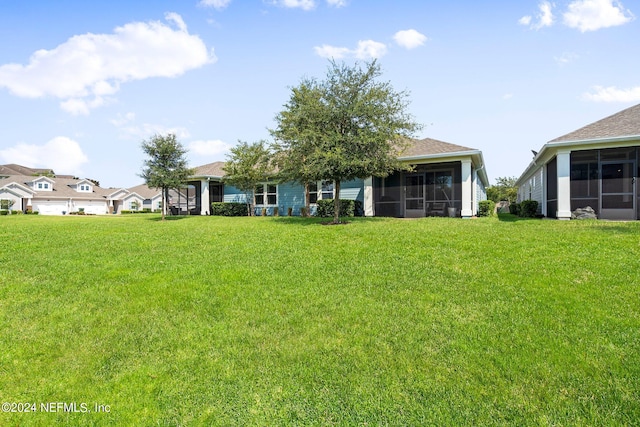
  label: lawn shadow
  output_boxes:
[497,213,545,222]
[146,215,191,222]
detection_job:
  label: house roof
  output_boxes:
[550,103,640,143]
[193,161,226,178]
[516,103,640,186]
[0,174,113,199]
[0,164,55,177]
[400,137,478,158]
[127,183,162,199]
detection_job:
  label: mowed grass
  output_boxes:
[0,214,639,426]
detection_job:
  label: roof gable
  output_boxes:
[551,103,640,143]
[193,161,226,178]
[399,137,478,158]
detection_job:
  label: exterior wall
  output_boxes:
[223,185,247,203]
[33,200,68,215]
[518,164,544,214]
[0,191,22,212]
[73,200,108,215]
[276,182,305,216]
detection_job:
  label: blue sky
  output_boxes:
[0,0,638,188]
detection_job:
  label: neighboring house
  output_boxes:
[187,138,489,218]
[0,164,163,215]
[0,171,125,215]
[516,103,640,220]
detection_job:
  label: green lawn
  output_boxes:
[1,214,639,425]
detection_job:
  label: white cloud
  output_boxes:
[0,13,215,114]
[354,40,387,59]
[393,29,428,50]
[270,0,316,10]
[583,85,640,102]
[563,0,634,32]
[314,44,351,59]
[315,40,387,60]
[111,114,190,140]
[554,52,579,66]
[326,0,347,6]
[188,139,233,156]
[502,93,514,100]
[199,0,232,9]
[519,15,533,26]
[0,137,88,175]
[520,1,555,29]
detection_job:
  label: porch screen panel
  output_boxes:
[373,174,402,217]
[547,157,557,218]
[570,151,599,213]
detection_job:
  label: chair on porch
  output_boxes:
[428,202,447,216]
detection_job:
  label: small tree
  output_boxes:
[140,133,195,221]
[223,140,273,216]
[487,176,518,204]
[272,60,421,223]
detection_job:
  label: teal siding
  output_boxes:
[276,182,306,216]
[223,185,246,203]
[220,180,365,216]
[339,179,364,203]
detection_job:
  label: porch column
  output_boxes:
[363,177,374,217]
[556,150,572,220]
[461,159,473,218]
[201,179,210,215]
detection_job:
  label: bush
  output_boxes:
[0,210,9,216]
[210,202,248,217]
[316,199,362,218]
[478,200,496,217]
[142,208,152,213]
[120,210,132,214]
[520,200,539,218]
[509,203,521,216]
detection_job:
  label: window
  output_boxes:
[38,183,43,189]
[255,183,277,205]
[321,180,334,200]
[0,199,13,210]
[308,182,318,203]
[130,201,139,210]
[79,184,91,192]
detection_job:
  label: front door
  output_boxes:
[600,161,636,220]
[404,174,425,218]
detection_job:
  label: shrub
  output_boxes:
[316,199,360,218]
[143,208,152,213]
[478,200,496,217]
[509,203,521,216]
[520,200,539,218]
[0,210,9,216]
[120,210,132,214]
[210,202,248,217]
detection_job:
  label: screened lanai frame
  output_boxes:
[373,162,463,218]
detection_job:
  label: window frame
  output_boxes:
[254,183,278,206]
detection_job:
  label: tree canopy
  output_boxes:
[486,176,518,204]
[271,60,422,223]
[139,133,194,220]
[223,140,273,216]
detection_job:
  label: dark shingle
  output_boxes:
[551,103,640,143]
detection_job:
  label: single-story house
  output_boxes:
[185,138,489,218]
[516,103,640,220]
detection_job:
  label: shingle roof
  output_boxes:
[0,175,112,199]
[550,103,640,143]
[0,164,54,176]
[127,183,161,199]
[399,137,478,158]
[193,161,226,177]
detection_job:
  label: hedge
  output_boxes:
[210,202,248,217]
[478,200,495,217]
[315,199,363,218]
[520,200,539,218]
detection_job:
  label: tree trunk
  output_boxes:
[161,187,167,221]
[304,182,310,217]
[333,180,341,224]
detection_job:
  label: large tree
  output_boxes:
[271,60,422,223]
[140,133,195,220]
[223,140,273,216]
